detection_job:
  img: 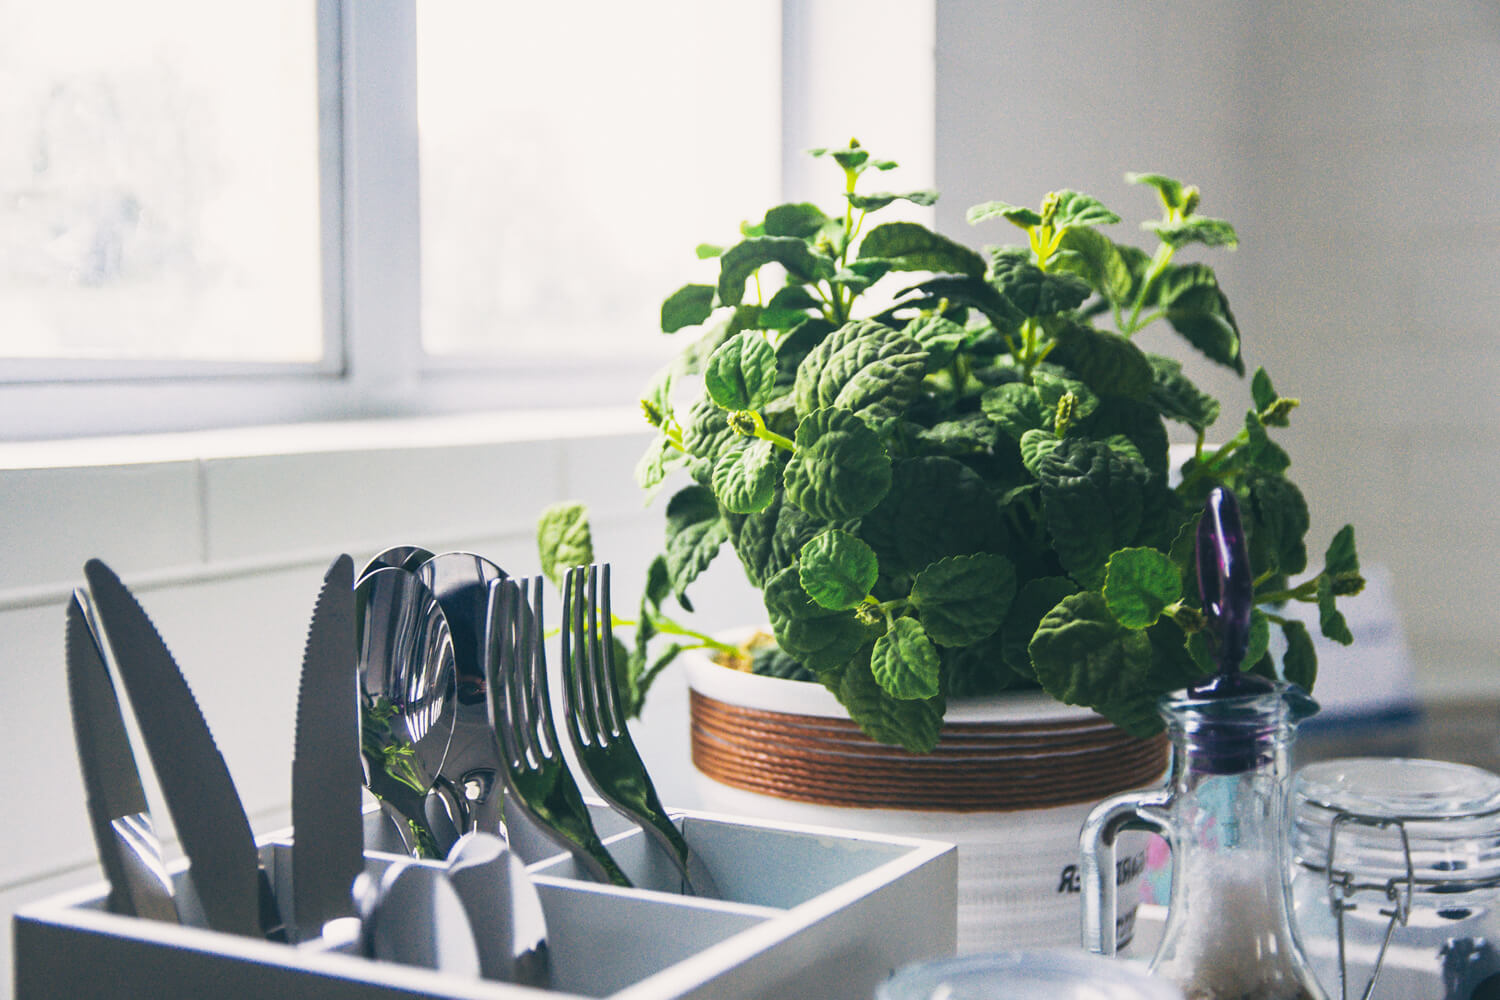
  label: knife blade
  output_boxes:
[65,588,179,924]
[291,554,364,942]
[83,558,281,940]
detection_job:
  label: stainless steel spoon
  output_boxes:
[357,545,435,583]
[446,831,550,987]
[416,552,510,836]
[355,567,461,858]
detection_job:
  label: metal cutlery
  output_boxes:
[445,832,550,986]
[416,552,510,836]
[355,567,461,859]
[486,575,632,887]
[289,554,364,944]
[561,563,721,898]
[64,588,179,925]
[83,559,284,941]
[357,544,435,582]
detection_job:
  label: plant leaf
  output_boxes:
[903,314,969,370]
[910,553,1018,646]
[536,501,594,588]
[1052,226,1131,302]
[966,200,1043,228]
[1049,189,1121,230]
[1047,320,1155,401]
[1317,574,1354,645]
[1126,172,1186,211]
[1032,368,1101,425]
[1146,216,1239,249]
[1154,263,1244,375]
[680,394,738,464]
[847,189,939,211]
[870,618,941,699]
[860,457,1006,578]
[661,284,717,333]
[712,439,779,514]
[799,529,879,610]
[1147,354,1221,432]
[1243,473,1310,577]
[857,221,987,278]
[764,202,830,239]
[897,274,1026,333]
[1281,619,1317,690]
[704,331,778,411]
[783,407,892,520]
[793,319,928,425]
[717,236,834,307]
[1103,547,1182,629]
[1036,437,1150,588]
[982,381,1051,440]
[836,647,944,752]
[1001,577,1078,678]
[1324,524,1360,577]
[663,485,728,604]
[989,249,1092,318]
[763,564,875,672]
[1028,590,1154,710]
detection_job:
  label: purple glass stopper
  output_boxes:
[1190,486,1270,700]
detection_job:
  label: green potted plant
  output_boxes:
[537,139,1364,948]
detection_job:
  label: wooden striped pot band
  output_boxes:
[690,689,1169,812]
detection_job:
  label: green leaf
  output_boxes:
[903,314,969,370]
[1036,437,1150,588]
[1053,227,1131,302]
[1047,320,1155,401]
[1146,216,1239,249]
[989,249,1092,317]
[1325,525,1360,577]
[1019,428,1062,477]
[635,434,684,495]
[1243,411,1291,474]
[897,274,1026,333]
[712,440,779,514]
[1317,574,1354,645]
[870,618,941,700]
[857,221,987,278]
[1049,190,1121,230]
[793,319,928,424]
[1103,547,1182,629]
[1126,172,1186,211]
[966,200,1043,229]
[663,485,728,603]
[696,243,723,259]
[783,407,892,520]
[763,564,875,672]
[910,553,1018,646]
[836,647,944,752]
[982,381,1050,440]
[764,202,830,239]
[799,529,879,610]
[717,236,834,306]
[728,492,822,588]
[1147,354,1221,432]
[860,457,1005,578]
[1028,590,1154,709]
[1001,577,1078,678]
[536,501,594,588]
[1033,368,1100,424]
[1243,474,1309,577]
[661,284,717,333]
[704,331,778,411]
[680,394,737,464]
[1154,264,1244,375]
[1281,619,1317,690]
[847,189,939,211]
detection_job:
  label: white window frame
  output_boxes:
[0,0,935,443]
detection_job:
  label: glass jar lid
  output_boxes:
[1291,757,1500,889]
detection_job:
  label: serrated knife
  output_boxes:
[290,554,364,943]
[83,558,282,941]
[65,588,179,924]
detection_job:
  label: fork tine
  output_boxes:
[560,567,592,752]
[485,579,524,770]
[521,575,560,764]
[593,564,624,738]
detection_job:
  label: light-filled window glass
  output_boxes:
[0,2,324,364]
[415,1,781,364]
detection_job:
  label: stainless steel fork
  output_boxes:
[485,574,631,887]
[561,564,722,898]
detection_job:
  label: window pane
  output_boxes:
[0,2,324,363]
[416,1,781,363]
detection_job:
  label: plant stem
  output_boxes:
[1124,242,1176,334]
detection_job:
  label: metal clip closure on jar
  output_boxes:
[1289,757,1500,1000]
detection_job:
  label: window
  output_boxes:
[0,1,783,440]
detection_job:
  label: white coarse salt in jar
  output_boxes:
[1289,757,1500,1000]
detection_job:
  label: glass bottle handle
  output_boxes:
[1080,788,1173,956]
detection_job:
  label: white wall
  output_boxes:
[934,0,1500,698]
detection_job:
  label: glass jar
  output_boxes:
[876,950,1185,1000]
[1289,757,1500,1000]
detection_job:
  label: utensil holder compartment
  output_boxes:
[15,807,955,1000]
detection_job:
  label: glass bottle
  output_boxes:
[1082,682,1329,1000]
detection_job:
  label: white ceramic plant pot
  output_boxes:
[685,648,1166,953]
